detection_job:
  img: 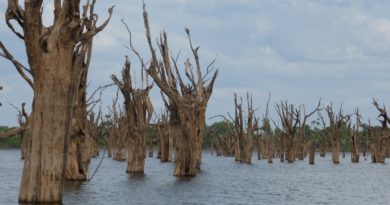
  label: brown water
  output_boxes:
[1,149,389,205]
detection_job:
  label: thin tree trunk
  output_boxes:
[309,143,316,165]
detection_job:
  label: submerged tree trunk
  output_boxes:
[309,143,316,165]
[19,51,75,203]
[286,139,295,163]
[148,130,154,158]
[143,8,218,176]
[331,140,340,164]
[111,57,153,174]
[66,69,90,181]
[257,137,262,160]
[158,114,171,162]
[1,1,113,203]
[320,139,326,157]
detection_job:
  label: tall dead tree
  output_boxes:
[320,104,348,164]
[276,101,300,163]
[261,94,273,163]
[233,93,259,164]
[143,7,218,176]
[296,101,321,160]
[1,1,113,203]
[372,99,389,163]
[111,57,153,173]
[350,108,361,163]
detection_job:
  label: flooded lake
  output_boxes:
[1,149,390,205]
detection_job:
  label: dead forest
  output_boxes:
[1,1,390,204]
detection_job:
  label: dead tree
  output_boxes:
[108,96,127,161]
[296,101,321,160]
[2,103,30,159]
[276,101,300,163]
[0,1,113,203]
[372,99,389,163]
[148,123,157,158]
[111,57,153,173]
[350,108,361,163]
[143,7,218,176]
[317,111,329,157]
[258,93,273,162]
[308,142,316,165]
[157,111,172,162]
[320,104,349,164]
[232,93,259,164]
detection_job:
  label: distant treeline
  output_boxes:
[0,122,381,151]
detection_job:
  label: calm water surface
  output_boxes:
[1,149,389,205]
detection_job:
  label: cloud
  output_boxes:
[1,0,390,127]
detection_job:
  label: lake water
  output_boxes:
[1,149,389,205]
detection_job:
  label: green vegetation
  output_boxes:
[0,122,377,151]
[0,126,21,148]
[204,121,234,148]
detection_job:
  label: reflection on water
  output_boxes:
[1,149,390,205]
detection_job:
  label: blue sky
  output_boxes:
[1,0,390,127]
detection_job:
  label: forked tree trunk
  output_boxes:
[1,1,113,203]
[111,57,153,173]
[143,7,218,176]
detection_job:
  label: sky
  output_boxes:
[1,0,390,127]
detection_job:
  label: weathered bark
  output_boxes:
[372,99,390,163]
[1,1,113,203]
[350,110,361,163]
[66,69,90,181]
[158,114,171,162]
[233,93,258,164]
[319,104,348,164]
[276,101,300,163]
[111,57,153,173]
[143,7,218,176]
[296,101,321,161]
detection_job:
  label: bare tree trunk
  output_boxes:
[331,140,340,164]
[309,143,316,165]
[1,1,113,203]
[286,138,295,163]
[158,115,171,162]
[111,57,153,173]
[320,140,326,157]
[148,129,154,158]
[267,137,273,163]
[257,137,262,160]
[143,7,218,176]
[351,134,360,163]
